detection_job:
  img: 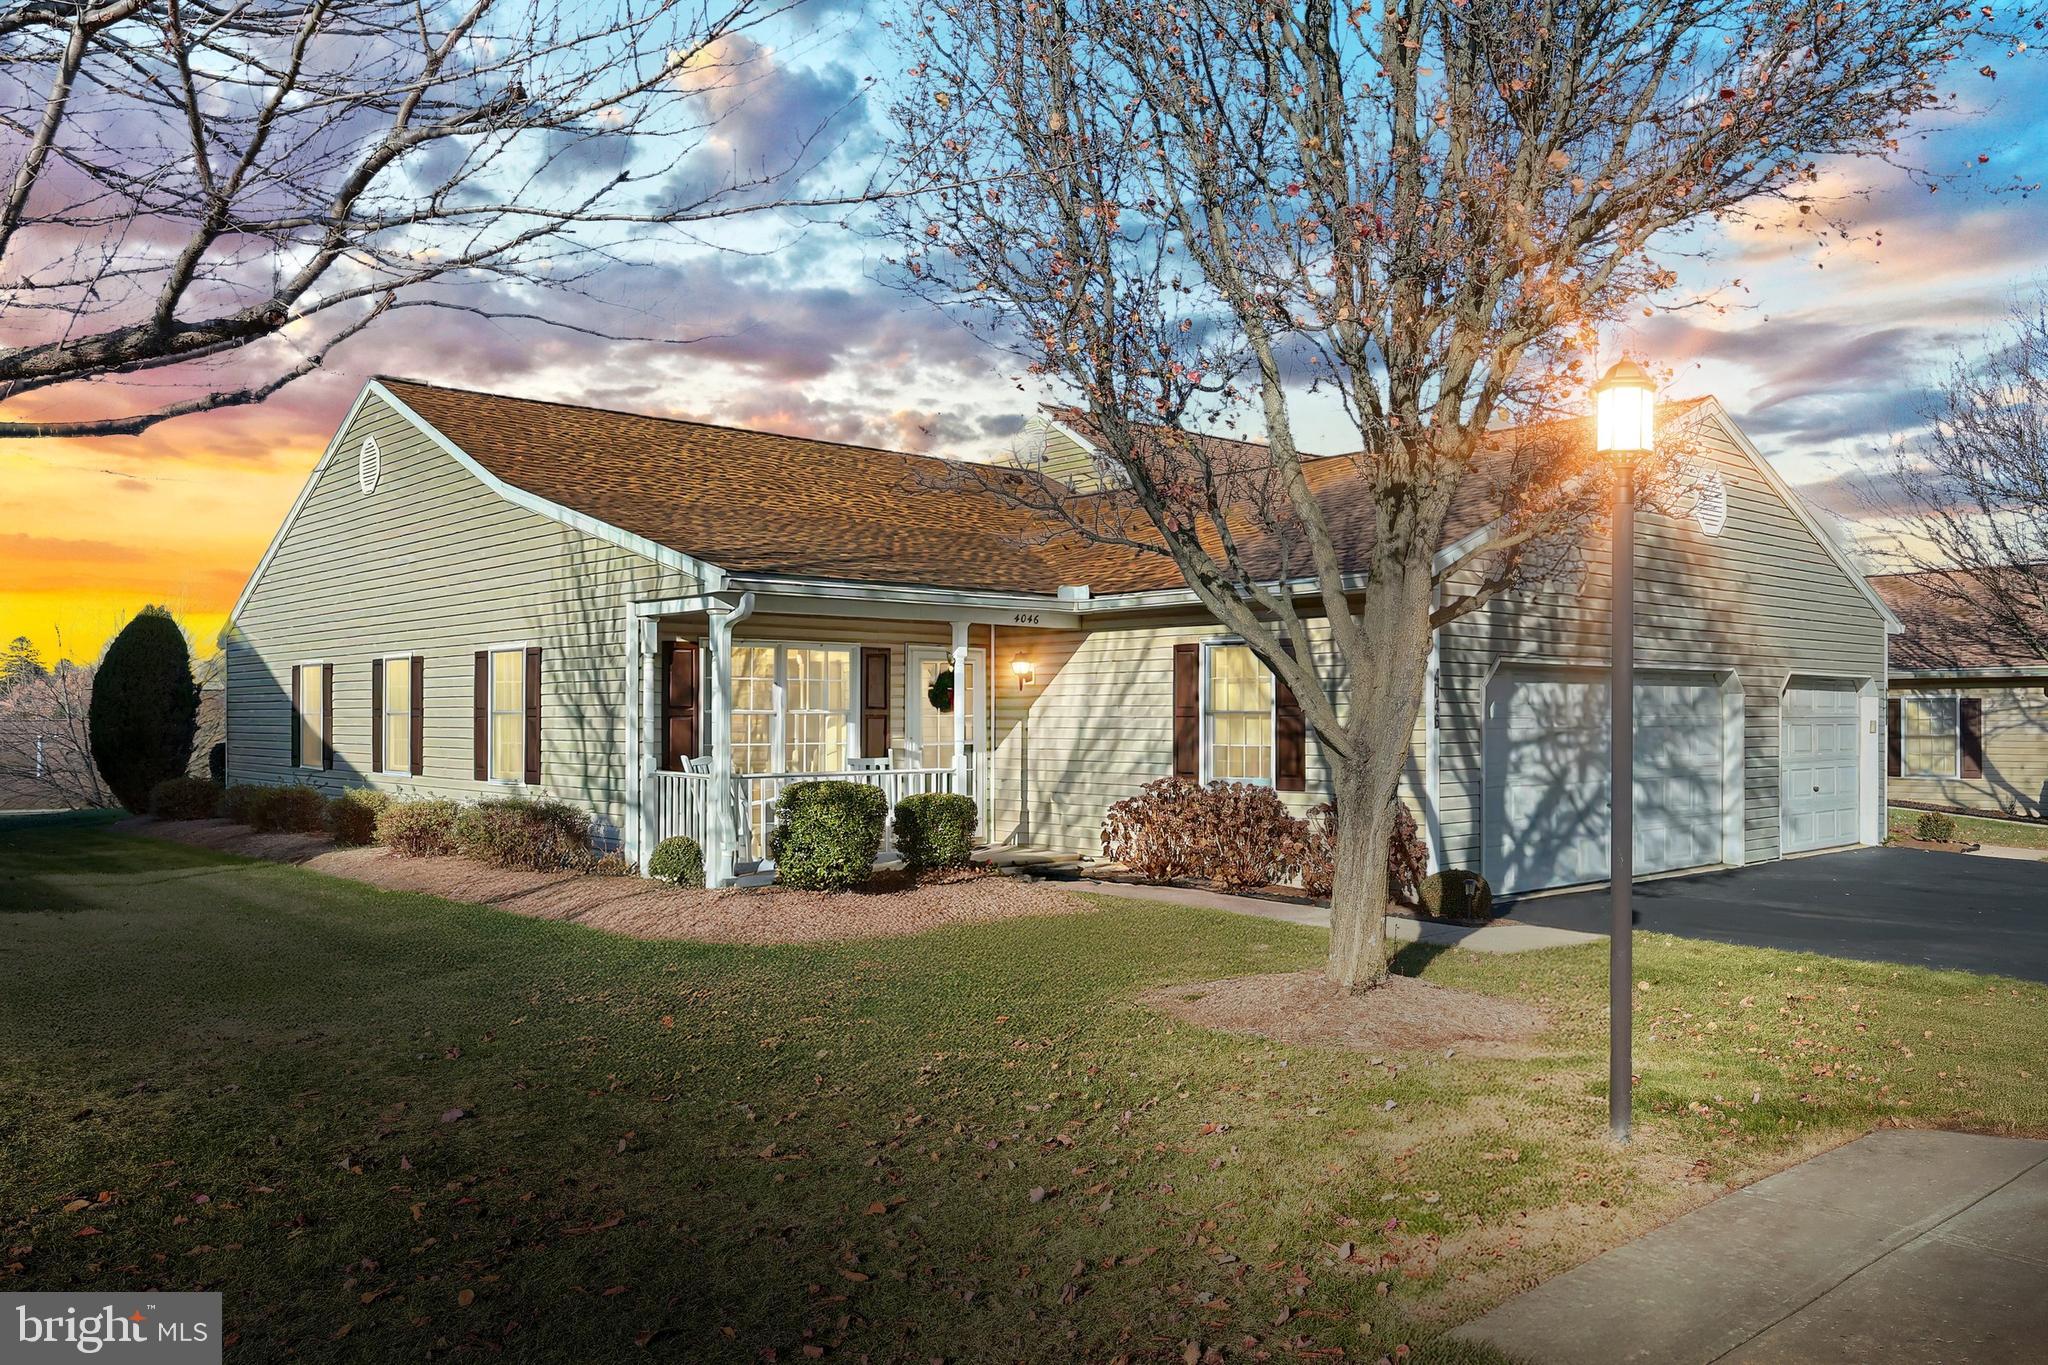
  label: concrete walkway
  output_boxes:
[1063,878,1600,953]
[1453,1129,2048,1364]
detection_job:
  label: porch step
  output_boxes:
[973,845,1102,880]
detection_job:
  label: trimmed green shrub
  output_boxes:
[148,776,222,821]
[222,783,280,830]
[893,792,978,872]
[1915,810,1959,843]
[379,800,459,858]
[325,789,393,847]
[772,780,886,891]
[1417,868,1493,921]
[88,606,200,812]
[648,835,705,887]
[207,742,227,785]
[277,784,328,834]
[451,797,594,871]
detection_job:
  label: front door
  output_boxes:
[907,647,982,796]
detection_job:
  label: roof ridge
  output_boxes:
[376,375,980,474]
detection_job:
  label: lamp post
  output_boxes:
[1593,357,1656,1144]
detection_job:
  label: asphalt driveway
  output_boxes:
[1506,846,2048,983]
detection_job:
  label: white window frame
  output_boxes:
[1900,693,1962,779]
[375,652,416,777]
[295,660,328,770]
[714,638,861,775]
[1199,639,1277,787]
[484,643,530,785]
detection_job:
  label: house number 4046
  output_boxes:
[1011,612,1041,626]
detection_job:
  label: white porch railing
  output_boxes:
[649,766,959,875]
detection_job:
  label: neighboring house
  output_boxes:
[1872,569,2048,818]
[224,378,1899,893]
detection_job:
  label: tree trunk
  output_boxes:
[1324,550,1437,993]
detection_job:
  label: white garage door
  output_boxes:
[1781,680,1862,854]
[1482,668,1726,896]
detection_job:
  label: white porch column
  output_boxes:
[631,615,660,871]
[706,606,737,886]
[949,618,970,797]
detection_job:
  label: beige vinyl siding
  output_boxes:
[225,393,695,843]
[1890,681,2048,818]
[987,612,1428,856]
[1435,411,1886,871]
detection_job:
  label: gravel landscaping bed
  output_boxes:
[119,816,1095,944]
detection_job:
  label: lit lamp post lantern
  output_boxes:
[1593,357,1655,1144]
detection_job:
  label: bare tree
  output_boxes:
[890,0,2028,990]
[0,660,108,809]
[1878,293,2048,662]
[0,0,880,438]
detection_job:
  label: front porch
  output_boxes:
[622,587,1075,885]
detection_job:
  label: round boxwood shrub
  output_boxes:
[325,789,393,847]
[773,780,887,891]
[1914,810,1958,843]
[893,792,978,872]
[648,835,705,887]
[88,606,200,812]
[148,776,222,821]
[1417,868,1493,921]
[379,799,460,857]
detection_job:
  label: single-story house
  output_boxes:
[1872,568,2048,819]
[223,378,1901,892]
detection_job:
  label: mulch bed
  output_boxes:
[1140,969,1551,1054]
[117,818,1096,946]
[1887,835,1983,853]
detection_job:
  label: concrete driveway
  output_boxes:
[1453,1129,2048,1364]
[1504,847,2048,983]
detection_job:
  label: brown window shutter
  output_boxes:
[473,651,488,780]
[410,656,425,776]
[1171,642,1200,779]
[860,646,891,760]
[1886,698,1901,778]
[663,641,701,768]
[290,664,302,768]
[1960,697,1984,778]
[523,646,543,785]
[370,660,384,774]
[1273,664,1306,792]
[321,665,335,770]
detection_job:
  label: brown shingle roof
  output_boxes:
[1870,568,2048,672]
[382,378,1706,599]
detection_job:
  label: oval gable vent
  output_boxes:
[358,436,381,494]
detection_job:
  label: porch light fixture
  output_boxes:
[1592,356,1655,1145]
[1010,652,1033,690]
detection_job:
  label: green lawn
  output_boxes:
[5,812,2046,1363]
[1889,804,2048,851]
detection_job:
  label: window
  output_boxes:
[380,656,413,775]
[783,646,851,773]
[489,649,525,782]
[1206,644,1274,784]
[1901,695,1959,778]
[725,642,856,775]
[296,663,327,769]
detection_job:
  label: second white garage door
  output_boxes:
[1482,668,1727,896]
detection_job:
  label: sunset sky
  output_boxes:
[5,14,2045,667]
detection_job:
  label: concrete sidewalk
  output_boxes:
[1064,878,1600,953]
[1452,1129,2048,1364]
